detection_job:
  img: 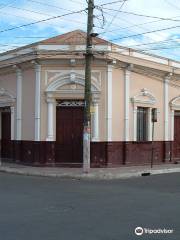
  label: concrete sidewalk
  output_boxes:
[0,161,180,180]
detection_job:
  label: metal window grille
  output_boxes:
[137,107,148,141]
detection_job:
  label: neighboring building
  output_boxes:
[0,29,180,167]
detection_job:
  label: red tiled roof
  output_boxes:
[39,29,109,45]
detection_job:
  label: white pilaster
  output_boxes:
[35,64,41,141]
[133,106,137,141]
[148,107,152,141]
[164,75,170,141]
[107,65,112,141]
[124,68,130,141]
[16,68,22,140]
[92,101,99,141]
[10,106,15,140]
[171,110,174,141]
[46,98,56,141]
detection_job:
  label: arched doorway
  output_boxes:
[0,88,15,160]
[45,72,101,166]
[170,95,180,161]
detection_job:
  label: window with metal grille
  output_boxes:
[137,107,148,141]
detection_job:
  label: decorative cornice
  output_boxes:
[131,88,156,105]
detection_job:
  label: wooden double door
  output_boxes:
[1,109,11,159]
[56,106,84,165]
[173,112,180,160]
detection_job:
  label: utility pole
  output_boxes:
[83,0,94,173]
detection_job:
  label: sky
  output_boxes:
[0,0,179,61]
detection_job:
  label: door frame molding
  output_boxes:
[45,73,101,142]
[0,88,15,141]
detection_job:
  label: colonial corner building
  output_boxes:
[1,30,180,167]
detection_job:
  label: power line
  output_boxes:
[141,45,180,52]
[94,2,132,32]
[0,0,17,10]
[98,7,180,45]
[99,16,180,35]
[0,4,88,28]
[5,4,55,17]
[103,0,126,33]
[0,9,86,34]
[103,7,180,22]
[67,0,83,4]
[126,38,180,48]
[26,0,77,13]
[0,10,68,34]
[99,10,171,43]
[99,0,128,7]
[108,24,180,42]
[164,0,180,11]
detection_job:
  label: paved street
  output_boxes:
[0,173,179,240]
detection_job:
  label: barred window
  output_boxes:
[137,107,148,141]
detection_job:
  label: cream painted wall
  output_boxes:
[21,69,35,140]
[0,72,16,96]
[111,68,124,141]
[130,72,164,141]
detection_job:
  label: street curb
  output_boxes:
[0,166,180,180]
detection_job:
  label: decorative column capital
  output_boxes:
[13,65,22,75]
[46,97,56,104]
[164,72,173,83]
[10,106,15,113]
[31,60,41,71]
[126,63,134,71]
[107,64,113,72]
[92,97,100,105]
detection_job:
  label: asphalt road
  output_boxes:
[0,172,179,240]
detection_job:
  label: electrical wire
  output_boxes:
[164,0,180,11]
[126,38,180,48]
[98,15,180,35]
[26,0,78,13]
[0,0,17,10]
[108,24,180,42]
[140,45,180,52]
[103,1,126,33]
[0,9,86,34]
[103,7,180,22]
[99,10,170,44]
[99,0,128,7]
[0,4,88,28]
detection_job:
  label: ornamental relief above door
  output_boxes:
[45,70,101,90]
